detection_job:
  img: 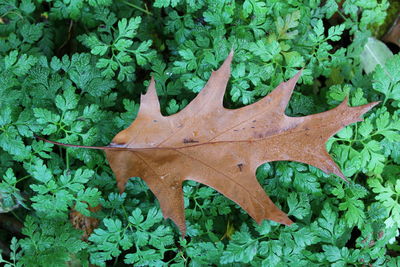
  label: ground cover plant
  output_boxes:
[0,0,399,266]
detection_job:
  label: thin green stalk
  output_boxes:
[16,175,31,183]
[11,211,23,223]
[66,148,70,170]
[122,1,153,16]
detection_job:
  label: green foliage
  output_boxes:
[373,54,400,105]
[79,17,156,81]
[1,217,89,267]
[0,0,399,266]
[0,169,25,213]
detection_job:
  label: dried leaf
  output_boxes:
[361,37,393,74]
[383,15,400,48]
[105,51,378,236]
[70,205,101,240]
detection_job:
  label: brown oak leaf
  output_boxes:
[383,14,400,48]
[70,204,102,240]
[104,51,378,236]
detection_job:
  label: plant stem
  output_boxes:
[16,175,31,184]
[122,1,153,16]
[11,211,23,223]
[66,148,70,170]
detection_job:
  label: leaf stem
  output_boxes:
[16,175,31,184]
[122,1,153,16]
[11,211,23,223]
[66,148,70,170]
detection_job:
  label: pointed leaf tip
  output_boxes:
[220,50,234,70]
[149,76,155,88]
[212,50,234,74]
[361,100,380,112]
[146,77,156,95]
[229,48,234,57]
[293,69,303,79]
[353,101,381,122]
[139,77,161,114]
[282,216,293,226]
[269,69,302,113]
[364,101,381,110]
[284,69,302,86]
[285,69,302,89]
[337,171,349,183]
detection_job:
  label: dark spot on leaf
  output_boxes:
[183,138,199,144]
[237,163,243,172]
